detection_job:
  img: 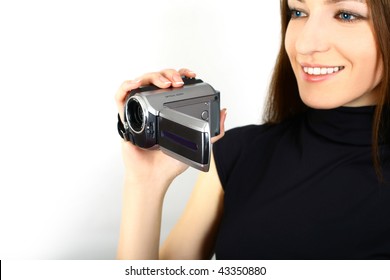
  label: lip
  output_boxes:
[299,63,345,83]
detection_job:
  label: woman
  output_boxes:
[115,0,390,259]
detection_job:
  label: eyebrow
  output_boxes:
[296,0,366,3]
[325,0,365,3]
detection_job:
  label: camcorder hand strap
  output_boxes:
[117,114,126,139]
[117,114,135,143]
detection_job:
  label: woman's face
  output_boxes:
[285,0,383,109]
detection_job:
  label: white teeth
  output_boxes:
[303,66,344,75]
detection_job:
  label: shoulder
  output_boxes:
[213,124,265,156]
[213,119,298,187]
[215,119,297,151]
[224,124,271,141]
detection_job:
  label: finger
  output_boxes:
[159,69,185,88]
[136,72,173,89]
[115,79,141,122]
[211,108,227,144]
[135,68,196,89]
[178,68,197,78]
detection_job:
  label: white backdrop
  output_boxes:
[0,0,281,259]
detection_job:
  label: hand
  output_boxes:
[115,69,227,192]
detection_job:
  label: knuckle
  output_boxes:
[161,68,179,76]
[149,72,166,82]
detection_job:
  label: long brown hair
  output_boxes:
[263,0,390,181]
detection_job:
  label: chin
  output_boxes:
[300,95,343,110]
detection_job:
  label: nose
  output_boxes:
[295,16,330,55]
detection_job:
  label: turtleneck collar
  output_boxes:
[305,106,376,146]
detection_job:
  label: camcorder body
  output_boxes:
[120,77,220,172]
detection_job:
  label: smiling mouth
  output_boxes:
[303,66,345,75]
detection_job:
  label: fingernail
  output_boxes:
[173,74,184,85]
[159,76,172,84]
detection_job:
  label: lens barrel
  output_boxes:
[127,97,145,133]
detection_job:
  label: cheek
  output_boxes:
[345,39,383,88]
[284,24,297,62]
[363,47,382,85]
[339,24,382,81]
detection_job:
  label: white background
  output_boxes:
[0,0,280,259]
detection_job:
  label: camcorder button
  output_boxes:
[146,123,155,138]
[201,110,209,121]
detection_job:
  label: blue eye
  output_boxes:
[337,11,360,22]
[293,10,302,17]
[290,9,307,19]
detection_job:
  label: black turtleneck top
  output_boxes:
[213,106,390,259]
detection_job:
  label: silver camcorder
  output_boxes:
[121,77,220,172]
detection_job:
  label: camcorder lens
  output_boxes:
[128,98,144,132]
